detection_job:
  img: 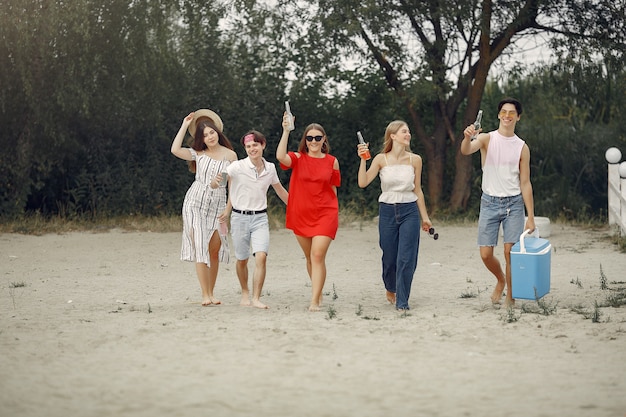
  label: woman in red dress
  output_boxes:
[276,113,341,311]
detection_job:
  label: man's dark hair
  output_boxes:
[498,97,523,115]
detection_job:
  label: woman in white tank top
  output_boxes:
[357,121,433,311]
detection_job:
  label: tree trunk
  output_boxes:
[406,102,446,212]
[449,59,491,211]
[427,126,450,212]
[450,147,474,210]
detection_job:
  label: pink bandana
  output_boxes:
[243,134,255,144]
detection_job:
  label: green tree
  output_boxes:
[0,0,300,218]
[270,0,626,212]
[1,0,199,217]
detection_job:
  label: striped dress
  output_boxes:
[180,149,229,265]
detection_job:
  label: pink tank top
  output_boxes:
[481,130,525,197]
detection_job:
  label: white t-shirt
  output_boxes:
[226,157,280,211]
[481,130,525,197]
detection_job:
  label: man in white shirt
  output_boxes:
[461,98,536,308]
[219,131,288,309]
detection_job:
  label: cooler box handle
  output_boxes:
[519,228,544,253]
[519,229,531,253]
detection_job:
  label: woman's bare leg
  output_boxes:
[195,262,212,306]
[206,230,222,304]
[297,235,332,311]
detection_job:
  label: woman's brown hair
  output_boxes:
[297,123,330,154]
[187,119,233,173]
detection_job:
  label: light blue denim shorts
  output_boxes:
[230,212,270,260]
[478,193,524,246]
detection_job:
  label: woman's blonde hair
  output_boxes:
[381,120,410,153]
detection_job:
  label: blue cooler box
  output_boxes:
[511,230,552,300]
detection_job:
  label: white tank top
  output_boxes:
[379,154,418,204]
[481,130,525,197]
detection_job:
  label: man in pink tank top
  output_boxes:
[460,98,536,308]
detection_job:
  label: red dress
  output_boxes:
[281,152,341,239]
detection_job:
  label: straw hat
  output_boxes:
[188,109,224,137]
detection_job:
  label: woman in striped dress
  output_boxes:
[171,109,237,306]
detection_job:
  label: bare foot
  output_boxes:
[503,298,516,309]
[251,299,269,309]
[491,281,505,304]
[386,291,396,305]
[209,296,221,305]
[308,304,321,312]
[240,293,251,307]
[201,297,212,306]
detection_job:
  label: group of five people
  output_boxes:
[170,97,535,312]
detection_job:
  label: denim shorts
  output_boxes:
[230,212,270,260]
[478,193,524,246]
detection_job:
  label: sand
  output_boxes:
[1,222,625,417]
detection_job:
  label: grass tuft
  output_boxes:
[326,305,337,319]
[502,306,520,323]
[591,300,602,323]
[570,277,583,289]
[599,264,608,290]
[460,288,478,298]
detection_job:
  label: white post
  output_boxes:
[620,162,626,236]
[608,164,620,226]
[605,147,622,227]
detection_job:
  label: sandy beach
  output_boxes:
[1,221,625,417]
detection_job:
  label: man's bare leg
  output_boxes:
[236,259,251,306]
[251,252,269,309]
[503,243,515,307]
[386,290,396,305]
[480,246,506,304]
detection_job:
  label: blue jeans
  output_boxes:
[478,193,525,246]
[378,202,420,309]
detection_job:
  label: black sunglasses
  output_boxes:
[305,135,324,142]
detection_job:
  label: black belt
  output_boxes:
[232,208,267,215]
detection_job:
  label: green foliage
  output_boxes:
[0,0,188,217]
[280,0,626,212]
[0,0,625,221]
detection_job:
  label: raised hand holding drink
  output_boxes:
[285,101,295,131]
[470,110,482,140]
[356,131,371,160]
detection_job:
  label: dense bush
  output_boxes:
[1,1,624,221]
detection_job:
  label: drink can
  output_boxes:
[219,171,228,186]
